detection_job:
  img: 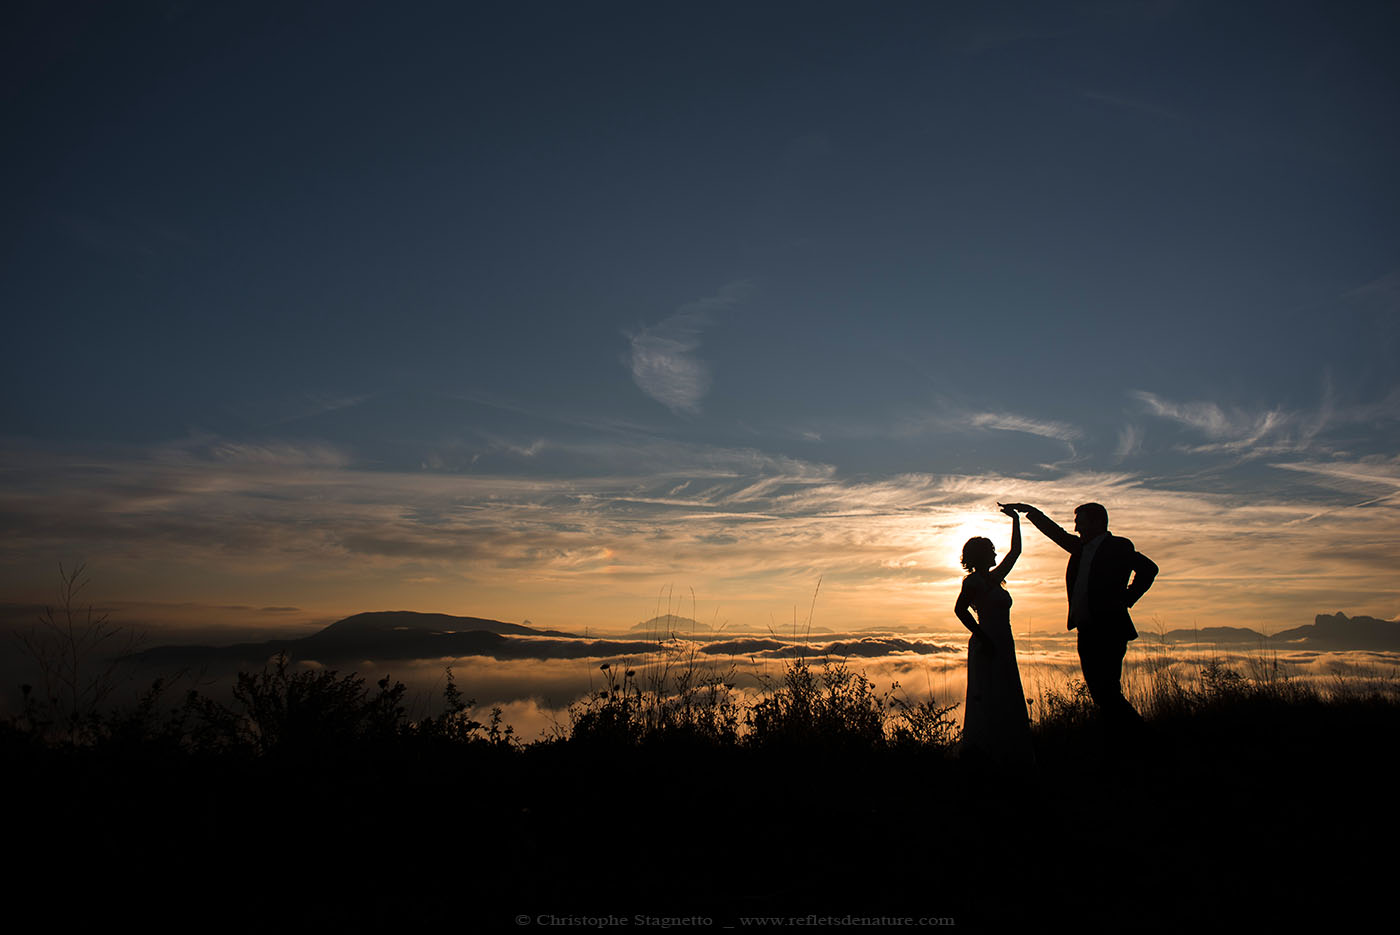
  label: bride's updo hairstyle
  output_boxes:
[961,537,995,574]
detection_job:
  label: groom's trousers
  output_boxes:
[1077,631,1145,731]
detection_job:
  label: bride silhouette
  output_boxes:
[955,504,1035,766]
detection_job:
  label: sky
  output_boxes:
[3,0,1399,641]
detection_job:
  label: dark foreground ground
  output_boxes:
[7,688,1392,933]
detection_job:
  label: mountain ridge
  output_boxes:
[135,610,580,665]
[1158,613,1400,650]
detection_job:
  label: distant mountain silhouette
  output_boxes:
[133,608,1400,669]
[629,614,711,634]
[699,636,958,658]
[627,614,835,635]
[132,609,948,668]
[1158,614,1400,650]
[1160,626,1269,644]
[135,611,582,665]
[1272,612,1400,651]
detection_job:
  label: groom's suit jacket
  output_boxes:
[1025,509,1157,643]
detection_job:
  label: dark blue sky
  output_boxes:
[3,1,1398,630]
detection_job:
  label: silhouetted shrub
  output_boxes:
[565,652,743,748]
[412,666,500,746]
[887,694,961,749]
[1198,659,1248,701]
[746,657,888,748]
[567,663,646,747]
[13,563,143,744]
[1034,677,1095,731]
[188,654,408,758]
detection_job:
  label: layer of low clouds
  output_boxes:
[46,637,1395,741]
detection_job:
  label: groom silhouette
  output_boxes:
[1005,502,1157,734]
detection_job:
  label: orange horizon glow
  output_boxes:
[3,410,1398,645]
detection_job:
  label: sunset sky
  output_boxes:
[4,1,1398,640]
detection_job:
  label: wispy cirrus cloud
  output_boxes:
[1114,424,1144,462]
[1347,268,1400,308]
[890,405,1083,453]
[229,390,376,429]
[1266,457,1400,527]
[1129,382,1400,483]
[1132,389,1332,456]
[964,410,1084,470]
[627,282,749,415]
[968,412,1082,444]
[1271,457,1400,499]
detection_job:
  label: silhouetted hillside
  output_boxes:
[1273,612,1400,650]
[1161,625,1268,643]
[135,610,582,665]
[9,650,1398,931]
[627,614,835,635]
[1159,613,1400,650]
[629,613,710,633]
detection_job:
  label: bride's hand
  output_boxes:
[998,503,1019,518]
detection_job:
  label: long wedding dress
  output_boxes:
[961,576,1035,766]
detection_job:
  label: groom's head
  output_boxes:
[1074,502,1109,539]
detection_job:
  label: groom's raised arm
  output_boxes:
[1016,505,1078,552]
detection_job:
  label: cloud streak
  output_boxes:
[968,412,1082,444]
[627,282,748,415]
[1134,390,1297,451]
[1128,385,1376,459]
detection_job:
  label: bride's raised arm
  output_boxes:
[990,504,1021,584]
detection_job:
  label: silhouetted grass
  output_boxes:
[7,646,1398,930]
